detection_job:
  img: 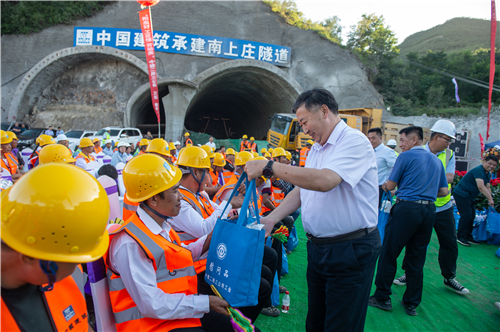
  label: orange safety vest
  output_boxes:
[272,185,285,207]
[222,169,234,184]
[75,152,95,164]
[104,214,201,332]
[185,138,193,146]
[209,170,219,187]
[1,269,88,332]
[122,193,139,221]
[260,191,276,215]
[240,140,249,152]
[213,173,240,205]
[94,145,103,154]
[139,150,146,155]
[1,153,18,175]
[299,147,310,167]
[248,142,257,152]
[29,151,39,168]
[178,188,216,274]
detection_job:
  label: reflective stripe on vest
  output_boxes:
[260,191,276,214]
[104,214,200,331]
[122,193,139,221]
[435,148,453,207]
[185,138,193,146]
[209,170,218,187]
[249,142,257,152]
[240,141,249,152]
[75,152,94,164]
[299,147,309,167]
[3,153,18,174]
[94,146,103,154]
[213,174,239,205]
[222,169,234,184]
[272,185,285,205]
[1,272,89,332]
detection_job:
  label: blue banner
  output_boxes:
[74,27,291,67]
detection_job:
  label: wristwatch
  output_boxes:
[262,160,274,178]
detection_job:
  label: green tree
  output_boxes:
[322,16,343,44]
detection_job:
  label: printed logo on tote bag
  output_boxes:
[216,243,227,260]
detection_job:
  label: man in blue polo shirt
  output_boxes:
[369,126,448,316]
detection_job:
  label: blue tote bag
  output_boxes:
[486,207,500,245]
[378,191,392,243]
[205,173,266,307]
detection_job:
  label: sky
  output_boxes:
[295,0,495,44]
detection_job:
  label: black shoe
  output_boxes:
[401,301,418,316]
[467,237,481,245]
[261,306,280,317]
[279,285,287,294]
[393,274,406,286]
[368,295,392,311]
[444,277,470,295]
[457,237,470,247]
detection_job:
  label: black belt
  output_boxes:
[396,198,434,205]
[307,227,377,245]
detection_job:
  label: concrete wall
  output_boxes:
[1,1,383,140]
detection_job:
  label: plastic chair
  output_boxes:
[98,175,122,220]
[87,258,117,332]
[115,162,126,198]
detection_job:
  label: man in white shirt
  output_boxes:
[245,88,381,332]
[367,127,397,207]
[105,153,244,332]
[205,137,216,150]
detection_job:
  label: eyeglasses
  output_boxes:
[439,135,453,143]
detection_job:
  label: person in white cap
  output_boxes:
[56,134,72,154]
[111,141,129,166]
[174,141,181,153]
[103,139,114,157]
[386,139,398,156]
[103,127,111,141]
[393,119,470,296]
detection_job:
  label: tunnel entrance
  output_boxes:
[185,65,301,140]
[129,85,169,138]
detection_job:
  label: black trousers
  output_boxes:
[401,206,458,279]
[170,310,261,332]
[454,193,476,240]
[197,245,276,323]
[306,228,381,332]
[374,201,436,308]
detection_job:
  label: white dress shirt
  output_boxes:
[205,141,216,149]
[109,206,210,320]
[374,143,397,185]
[301,120,379,237]
[170,186,232,237]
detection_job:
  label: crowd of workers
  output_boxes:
[1,87,499,332]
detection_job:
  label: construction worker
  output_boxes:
[111,142,129,166]
[39,144,76,165]
[1,163,110,332]
[264,152,272,160]
[248,137,257,152]
[200,145,220,198]
[29,134,56,169]
[393,119,469,295]
[213,151,254,205]
[93,137,103,154]
[222,148,236,184]
[146,138,173,163]
[104,154,241,332]
[56,134,72,154]
[387,139,399,156]
[261,148,267,156]
[211,152,227,186]
[184,132,193,146]
[240,134,250,152]
[74,137,95,171]
[169,142,178,159]
[103,139,114,157]
[175,140,182,152]
[134,138,149,156]
[6,131,24,171]
[285,151,292,165]
[103,126,111,141]
[1,130,22,181]
[299,140,313,167]
[271,148,288,206]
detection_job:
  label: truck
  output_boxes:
[267,108,430,158]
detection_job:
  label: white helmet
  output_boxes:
[387,139,397,147]
[431,120,456,139]
[105,139,113,145]
[174,141,181,146]
[56,134,68,142]
[105,127,111,131]
[117,141,130,148]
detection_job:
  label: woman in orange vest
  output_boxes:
[93,138,103,154]
[104,154,238,332]
[1,163,110,332]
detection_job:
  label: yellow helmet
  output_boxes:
[79,137,93,148]
[1,164,109,263]
[1,130,12,144]
[123,154,182,202]
[242,135,248,139]
[272,147,287,158]
[138,138,149,147]
[177,146,211,169]
[184,132,190,137]
[37,134,56,147]
[146,138,170,156]
[268,148,274,153]
[178,147,186,159]
[39,144,76,165]
[264,152,272,158]
[252,156,268,161]
[235,151,254,166]
[213,153,226,167]
[226,148,236,156]
[6,131,18,140]
[285,151,292,160]
[306,139,314,146]
[201,145,215,158]
[169,142,176,151]
[186,143,193,147]
[252,152,259,158]
[250,137,255,141]
[92,138,100,143]
[260,148,267,154]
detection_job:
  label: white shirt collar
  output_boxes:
[374,143,385,152]
[136,205,170,236]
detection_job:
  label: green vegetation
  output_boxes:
[1,1,111,35]
[399,17,500,59]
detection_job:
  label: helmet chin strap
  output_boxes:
[189,168,206,193]
[39,260,59,292]
[140,202,171,220]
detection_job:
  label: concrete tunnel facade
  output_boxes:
[1,1,384,141]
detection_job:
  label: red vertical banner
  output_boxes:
[487,0,496,140]
[139,8,161,123]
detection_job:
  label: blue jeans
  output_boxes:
[306,228,381,332]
